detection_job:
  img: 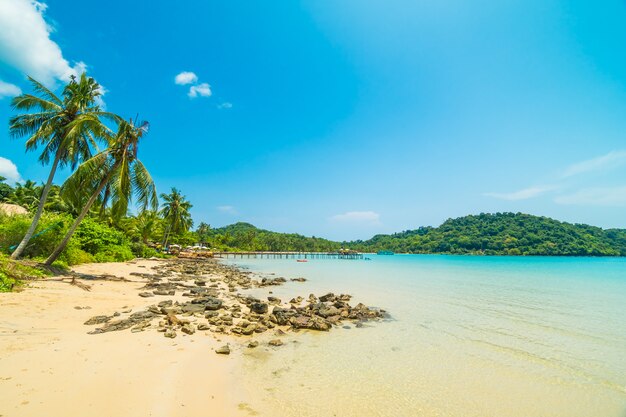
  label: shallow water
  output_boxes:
[229,255,626,417]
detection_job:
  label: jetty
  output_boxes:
[213,251,364,260]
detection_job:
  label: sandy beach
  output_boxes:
[0,259,250,417]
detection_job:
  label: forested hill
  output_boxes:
[206,213,626,256]
[347,213,626,256]
[205,222,341,252]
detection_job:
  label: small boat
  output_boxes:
[297,259,308,263]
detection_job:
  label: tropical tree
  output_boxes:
[44,119,157,265]
[160,188,193,247]
[196,222,211,246]
[6,180,41,210]
[9,73,116,259]
[0,176,14,202]
[132,210,161,244]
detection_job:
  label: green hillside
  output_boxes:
[205,222,341,252]
[205,213,626,256]
[347,213,626,256]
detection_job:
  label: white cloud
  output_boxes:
[188,83,212,98]
[0,80,22,98]
[218,102,233,109]
[555,186,626,207]
[217,205,237,214]
[0,0,85,87]
[174,71,198,85]
[561,150,626,178]
[331,211,381,224]
[483,185,556,201]
[0,157,22,183]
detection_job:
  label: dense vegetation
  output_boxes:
[347,213,626,256]
[1,74,195,276]
[202,222,341,252]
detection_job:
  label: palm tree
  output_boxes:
[160,188,193,248]
[44,119,157,265]
[196,222,211,246]
[133,210,160,244]
[7,180,42,211]
[9,74,116,259]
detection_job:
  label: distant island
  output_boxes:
[206,213,626,257]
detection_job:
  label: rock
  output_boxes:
[241,324,256,335]
[291,277,307,282]
[215,345,230,355]
[194,280,206,286]
[250,302,268,314]
[181,324,195,335]
[181,303,205,314]
[153,290,173,296]
[268,339,283,347]
[158,300,173,308]
[164,329,177,338]
[84,315,111,325]
[197,323,210,331]
[317,305,340,318]
[267,296,281,305]
[319,293,335,302]
[248,341,259,348]
[193,296,222,311]
[138,292,154,298]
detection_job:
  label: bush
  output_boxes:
[0,271,16,292]
[93,245,134,263]
[130,242,158,258]
[60,246,96,266]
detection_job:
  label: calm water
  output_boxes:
[228,255,626,417]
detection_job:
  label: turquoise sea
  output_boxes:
[227,255,626,417]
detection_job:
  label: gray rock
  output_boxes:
[215,345,230,355]
[84,315,111,325]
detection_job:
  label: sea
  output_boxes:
[226,254,626,417]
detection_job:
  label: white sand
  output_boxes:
[0,260,254,417]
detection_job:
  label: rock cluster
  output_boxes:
[83,258,387,353]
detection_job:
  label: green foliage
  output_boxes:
[0,176,14,202]
[206,222,341,252]
[0,253,49,292]
[71,218,134,263]
[347,213,626,256]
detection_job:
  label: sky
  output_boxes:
[1,0,626,240]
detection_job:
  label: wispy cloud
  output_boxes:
[483,185,556,201]
[554,186,626,207]
[0,80,21,98]
[218,102,233,109]
[330,211,381,225]
[217,205,237,214]
[561,150,626,178]
[174,71,198,85]
[0,156,22,183]
[0,0,86,87]
[188,83,212,98]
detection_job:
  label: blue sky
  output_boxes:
[1,0,626,240]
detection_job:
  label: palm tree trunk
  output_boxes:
[10,152,62,260]
[44,169,113,266]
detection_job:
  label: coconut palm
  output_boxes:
[7,180,41,211]
[44,119,157,265]
[160,188,193,248]
[9,74,116,259]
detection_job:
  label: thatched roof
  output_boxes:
[0,203,28,216]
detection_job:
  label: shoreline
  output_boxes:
[0,257,384,417]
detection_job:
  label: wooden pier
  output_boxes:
[214,251,364,260]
